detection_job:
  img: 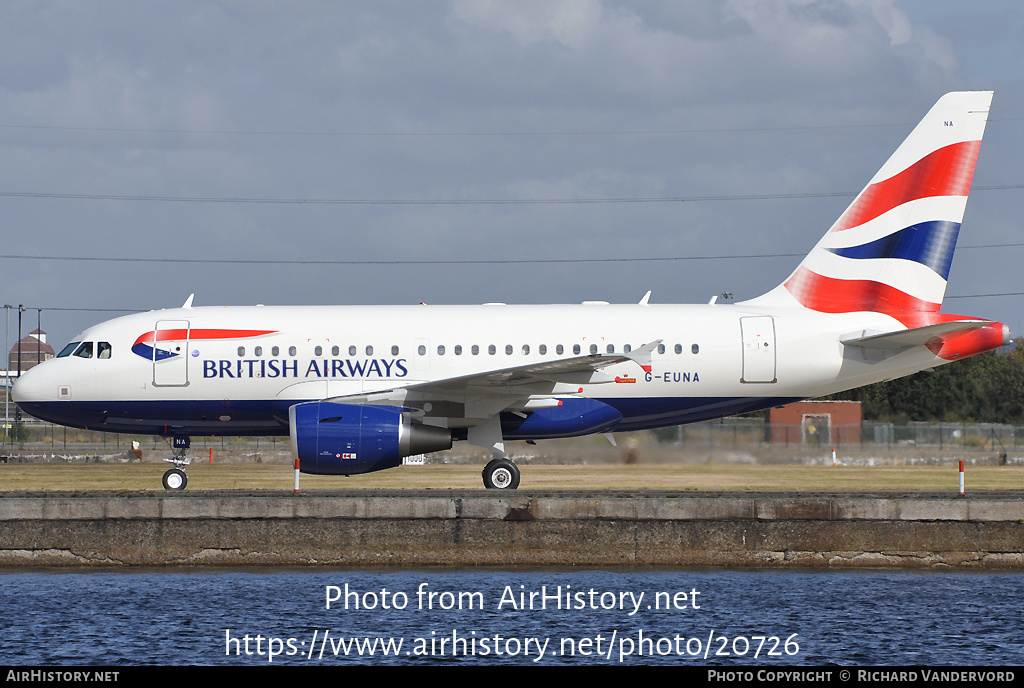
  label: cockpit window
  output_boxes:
[57,342,80,358]
[97,342,112,359]
[73,342,93,359]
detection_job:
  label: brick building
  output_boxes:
[769,400,862,445]
[8,329,55,374]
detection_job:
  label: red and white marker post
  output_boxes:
[294,457,301,495]
[958,460,965,497]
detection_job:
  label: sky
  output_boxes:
[2,0,1023,352]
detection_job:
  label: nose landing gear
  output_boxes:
[161,436,191,491]
[162,468,187,490]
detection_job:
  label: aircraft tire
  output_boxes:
[482,458,520,490]
[162,468,188,491]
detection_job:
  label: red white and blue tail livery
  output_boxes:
[13,92,1008,490]
[782,91,989,315]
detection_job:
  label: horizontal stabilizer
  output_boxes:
[841,321,988,350]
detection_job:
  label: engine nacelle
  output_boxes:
[289,401,452,475]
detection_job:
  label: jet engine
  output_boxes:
[289,401,452,475]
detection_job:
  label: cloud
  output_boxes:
[0,1,1018,347]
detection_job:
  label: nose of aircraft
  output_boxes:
[12,361,108,430]
[10,362,72,427]
[11,363,54,405]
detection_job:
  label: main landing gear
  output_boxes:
[162,436,192,491]
[482,458,520,490]
[469,417,520,490]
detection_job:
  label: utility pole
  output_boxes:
[3,304,9,448]
[14,305,23,432]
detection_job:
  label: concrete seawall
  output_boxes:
[1,491,1022,568]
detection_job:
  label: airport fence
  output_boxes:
[1,416,1022,465]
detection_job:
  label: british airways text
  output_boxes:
[203,358,409,379]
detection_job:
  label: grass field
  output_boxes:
[2,461,1022,492]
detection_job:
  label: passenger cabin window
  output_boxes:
[437,345,445,356]
[505,345,513,355]
[288,346,297,356]
[454,345,462,355]
[624,344,631,353]
[314,346,322,356]
[488,345,496,355]
[332,346,340,356]
[606,344,614,354]
[58,342,80,358]
[556,345,564,355]
[366,345,373,356]
[418,345,426,356]
[472,345,479,355]
[391,345,399,356]
[349,346,357,356]
[674,344,682,354]
[237,346,245,357]
[657,344,666,354]
[97,342,112,359]
[272,346,280,356]
[539,344,547,355]
[74,342,93,359]
[573,344,581,354]
[255,346,263,357]
[590,344,598,354]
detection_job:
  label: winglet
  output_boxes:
[625,339,661,373]
[182,294,195,309]
[639,290,652,305]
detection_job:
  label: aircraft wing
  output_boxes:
[416,339,660,391]
[323,340,661,419]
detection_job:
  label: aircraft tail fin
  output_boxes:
[749,91,993,314]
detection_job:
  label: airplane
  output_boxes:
[12,91,1008,491]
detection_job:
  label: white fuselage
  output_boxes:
[12,302,944,438]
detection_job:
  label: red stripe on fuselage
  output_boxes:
[133,328,277,346]
[832,140,981,232]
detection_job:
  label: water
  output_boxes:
[1,569,1021,666]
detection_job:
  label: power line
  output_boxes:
[2,117,1019,138]
[22,292,1022,316]
[0,253,803,266]
[0,184,1019,206]
[0,122,911,138]
[945,292,1024,299]
[0,190,853,205]
[0,240,1021,267]
[30,307,138,313]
